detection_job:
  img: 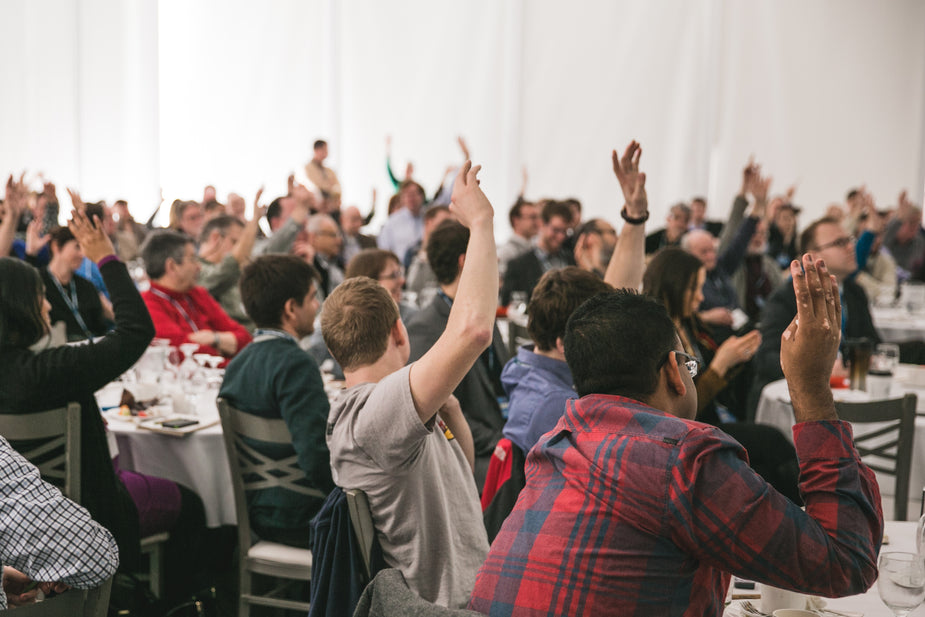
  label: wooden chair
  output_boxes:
[0,577,113,617]
[217,398,320,616]
[0,404,81,501]
[0,404,168,597]
[835,393,917,520]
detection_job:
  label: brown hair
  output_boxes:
[527,267,612,351]
[345,249,400,280]
[800,216,841,252]
[321,277,400,370]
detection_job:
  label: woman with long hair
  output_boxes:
[643,248,800,502]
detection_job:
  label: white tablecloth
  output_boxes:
[872,306,925,343]
[755,373,925,515]
[98,383,235,528]
[725,521,919,616]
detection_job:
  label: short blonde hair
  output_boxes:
[321,277,400,370]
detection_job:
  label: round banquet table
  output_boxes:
[97,382,235,528]
[755,368,925,520]
[872,306,925,344]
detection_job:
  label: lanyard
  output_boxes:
[253,329,298,345]
[48,270,92,339]
[150,288,200,332]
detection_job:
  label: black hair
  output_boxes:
[239,255,319,328]
[0,258,48,349]
[426,220,470,285]
[564,289,677,400]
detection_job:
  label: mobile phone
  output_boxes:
[161,418,199,429]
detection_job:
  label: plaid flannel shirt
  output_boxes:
[469,394,883,616]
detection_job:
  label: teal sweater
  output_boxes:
[219,336,334,534]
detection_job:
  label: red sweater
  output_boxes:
[142,282,251,359]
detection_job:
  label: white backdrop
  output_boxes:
[2,0,924,237]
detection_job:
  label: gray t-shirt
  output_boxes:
[327,365,489,608]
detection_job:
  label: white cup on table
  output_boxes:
[759,584,805,613]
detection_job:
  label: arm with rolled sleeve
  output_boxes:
[671,420,882,598]
[0,438,118,609]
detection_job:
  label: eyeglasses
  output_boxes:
[379,267,405,281]
[657,350,699,378]
[815,235,855,251]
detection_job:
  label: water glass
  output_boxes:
[878,552,925,616]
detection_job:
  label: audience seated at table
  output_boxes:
[0,203,208,604]
[140,230,252,360]
[304,214,345,301]
[469,258,883,615]
[340,205,377,265]
[39,225,112,341]
[883,191,924,275]
[644,201,689,255]
[497,198,539,279]
[219,255,334,549]
[196,208,262,330]
[500,200,575,306]
[688,196,724,237]
[377,179,426,263]
[405,205,453,302]
[322,162,494,608]
[749,215,881,418]
[406,219,509,490]
[766,197,801,269]
[168,199,205,241]
[682,160,770,337]
[643,247,800,502]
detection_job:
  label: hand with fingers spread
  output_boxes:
[252,187,266,220]
[68,208,115,263]
[781,254,842,421]
[449,161,493,229]
[612,140,647,218]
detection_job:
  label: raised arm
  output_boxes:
[0,175,26,258]
[232,187,263,265]
[408,161,497,422]
[604,141,648,290]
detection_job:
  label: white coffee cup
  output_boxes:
[759,584,805,613]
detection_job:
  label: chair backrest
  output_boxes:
[216,397,326,551]
[0,403,81,502]
[3,576,113,617]
[345,489,376,578]
[835,393,916,520]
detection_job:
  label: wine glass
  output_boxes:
[879,552,925,616]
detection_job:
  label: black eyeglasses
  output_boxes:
[657,350,699,378]
[815,235,855,251]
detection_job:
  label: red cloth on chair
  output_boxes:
[480,438,514,511]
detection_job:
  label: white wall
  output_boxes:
[2,0,923,235]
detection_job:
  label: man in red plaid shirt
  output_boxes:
[469,255,883,616]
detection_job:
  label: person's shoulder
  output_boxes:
[508,248,539,270]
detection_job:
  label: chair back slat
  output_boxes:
[0,403,81,503]
[835,393,916,521]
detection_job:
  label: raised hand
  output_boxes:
[457,136,471,160]
[25,219,50,256]
[449,161,493,229]
[781,255,842,420]
[740,157,758,197]
[65,187,85,212]
[252,187,266,220]
[612,140,647,218]
[4,174,28,219]
[68,208,115,263]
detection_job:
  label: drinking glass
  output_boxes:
[879,552,925,616]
